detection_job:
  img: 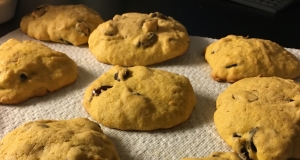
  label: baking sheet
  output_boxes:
[1,29,300,160]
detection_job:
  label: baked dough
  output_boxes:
[0,118,120,160]
[204,35,300,82]
[88,12,190,66]
[20,4,104,46]
[83,65,197,130]
[215,77,300,160]
[0,38,78,104]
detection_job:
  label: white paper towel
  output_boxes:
[1,29,300,160]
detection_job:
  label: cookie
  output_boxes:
[204,35,300,82]
[214,77,300,160]
[20,4,104,46]
[0,118,120,160]
[0,38,77,104]
[181,152,242,160]
[83,66,197,130]
[88,12,190,66]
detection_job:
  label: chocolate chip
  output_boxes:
[211,51,215,54]
[92,86,112,96]
[32,5,47,18]
[137,32,158,48]
[233,132,241,138]
[249,127,258,152]
[114,69,129,81]
[225,64,238,68]
[59,38,72,45]
[89,86,112,102]
[238,128,257,160]
[240,147,250,160]
[103,21,118,36]
[150,12,168,20]
[75,21,90,36]
[114,73,119,81]
[249,140,257,152]
[142,19,158,32]
[20,73,28,82]
[289,99,295,102]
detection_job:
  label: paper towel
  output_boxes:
[1,29,300,160]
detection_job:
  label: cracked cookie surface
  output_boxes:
[204,35,300,82]
[0,118,120,160]
[0,38,77,104]
[214,77,300,160]
[83,66,197,130]
[88,12,190,66]
[20,4,104,46]
[181,152,242,160]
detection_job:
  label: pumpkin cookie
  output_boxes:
[0,118,120,160]
[88,12,190,66]
[215,77,300,160]
[83,66,197,130]
[204,35,300,82]
[0,38,77,104]
[20,4,104,46]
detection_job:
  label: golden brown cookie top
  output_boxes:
[88,12,190,66]
[0,38,77,104]
[215,77,300,160]
[0,118,120,160]
[20,4,104,46]
[83,65,197,130]
[204,35,300,82]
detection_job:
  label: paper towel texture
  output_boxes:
[1,29,300,160]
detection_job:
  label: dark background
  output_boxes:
[1,0,300,48]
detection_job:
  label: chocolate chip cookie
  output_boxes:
[88,12,190,66]
[20,4,104,46]
[0,38,78,104]
[204,35,300,82]
[214,77,300,160]
[0,118,120,160]
[83,66,197,130]
[181,152,242,160]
